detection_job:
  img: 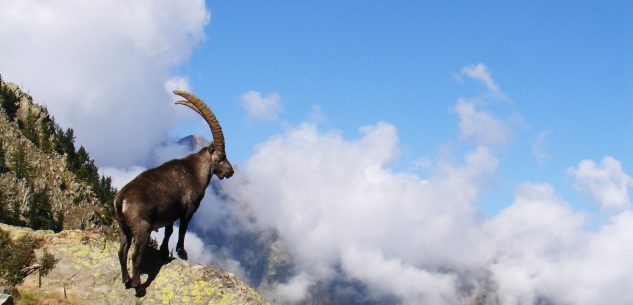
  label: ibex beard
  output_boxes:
[114,90,234,290]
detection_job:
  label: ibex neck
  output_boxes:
[186,148,214,188]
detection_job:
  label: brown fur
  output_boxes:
[114,147,233,289]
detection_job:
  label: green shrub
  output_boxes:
[0,231,37,286]
[0,228,56,288]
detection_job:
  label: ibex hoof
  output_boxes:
[177,248,188,260]
[126,278,141,289]
[159,247,170,259]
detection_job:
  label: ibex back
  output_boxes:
[114,90,233,290]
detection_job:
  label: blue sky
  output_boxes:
[3,1,633,302]
[1,1,630,217]
[174,1,632,217]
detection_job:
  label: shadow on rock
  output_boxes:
[134,247,174,297]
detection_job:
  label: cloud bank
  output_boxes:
[209,120,633,305]
[0,0,210,167]
[459,63,507,100]
[240,91,283,121]
[192,64,633,305]
[568,156,633,211]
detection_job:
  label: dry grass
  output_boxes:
[14,289,77,305]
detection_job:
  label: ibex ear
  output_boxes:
[211,151,223,162]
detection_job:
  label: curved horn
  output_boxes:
[173,90,225,155]
[175,100,203,117]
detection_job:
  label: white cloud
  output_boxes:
[151,141,193,165]
[460,63,507,100]
[100,166,146,189]
[568,156,633,211]
[150,225,246,278]
[151,226,214,265]
[411,156,432,170]
[454,99,510,145]
[165,76,191,102]
[0,0,210,167]
[308,104,326,124]
[214,121,497,304]
[341,247,459,305]
[267,272,314,304]
[532,131,549,165]
[485,183,586,305]
[206,109,633,304]
[240,91,283,121]
[487,183,633,305]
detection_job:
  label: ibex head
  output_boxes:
[173,90,234,180]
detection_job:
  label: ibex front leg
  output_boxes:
[176,214,193,260]
[159,224,173,259]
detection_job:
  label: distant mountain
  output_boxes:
[178,134,210,152]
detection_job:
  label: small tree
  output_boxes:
[37,248,58,287]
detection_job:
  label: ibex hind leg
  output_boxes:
[128,222,151,289]
[118,224,133,286]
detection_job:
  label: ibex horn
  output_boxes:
[173,90,225,156]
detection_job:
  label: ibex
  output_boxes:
[114,90,234,289]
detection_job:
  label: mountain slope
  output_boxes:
[0,79,115,231]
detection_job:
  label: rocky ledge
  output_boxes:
[1,223,269,305]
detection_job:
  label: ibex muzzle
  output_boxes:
[114,90,233,290]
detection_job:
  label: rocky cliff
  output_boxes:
[1,223,268,305]
[0,81,109,230]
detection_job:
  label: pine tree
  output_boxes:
[53,210,64,232]
[11,199,23,226]
[21,107,39,146]
[10,142,30,179]
[0,138,6,173]
[76,146,92,181]
[0,187,8,224]
[96,175,116,224]
[28,186,54,230]
[61,128,78,171]
[39,120,53,154]
[0,82,19,120]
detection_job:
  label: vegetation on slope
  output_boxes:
[0,74,116,231]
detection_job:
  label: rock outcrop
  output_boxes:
[1,223,268,305]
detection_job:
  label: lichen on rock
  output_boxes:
[0,223,268,305]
